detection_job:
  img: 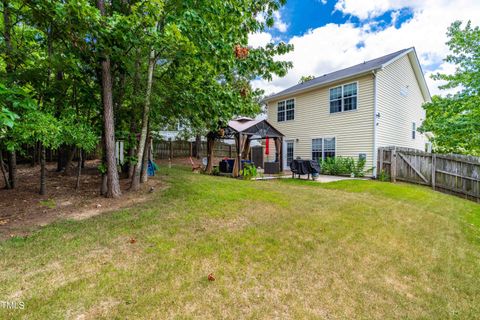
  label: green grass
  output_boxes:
[39,199,56,209]
[1,167,479,319]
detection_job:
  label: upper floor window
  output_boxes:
[277,101,285,122]
[277,99,294,122]
[412,122,416,139]
[330,82,358,113]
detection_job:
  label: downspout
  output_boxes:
[372,70,378,178]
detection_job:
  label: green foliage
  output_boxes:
[299,75,315,84]
[421,95,480,155]
[0,84,36,137]
[97,163,107,175]
[0,0,294,195]
[431,21,480,95]
[240,163,257,180]
[60,115,98,152]
[320,157,366,177]
[39,199,56,209]
[377,170,391,182]
[420,21,480,155]
[211,166,220,176]
[10,111,62,149]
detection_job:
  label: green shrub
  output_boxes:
[211,166,220,176]
[377,170,391,182]
[240,163,257,180]
[320,157,366,177]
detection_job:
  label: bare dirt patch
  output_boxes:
[0,160,166,240]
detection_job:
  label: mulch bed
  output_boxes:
[0,160,165,241]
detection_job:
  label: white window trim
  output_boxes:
[277,98,296,122]
[329,81,359,114]
[312,136,336,161]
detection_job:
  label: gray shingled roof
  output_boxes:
[265,48,413,102]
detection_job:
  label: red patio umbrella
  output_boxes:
[265,135,269,155]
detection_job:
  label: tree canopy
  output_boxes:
[420,21,480,155]
[0,0,293,195]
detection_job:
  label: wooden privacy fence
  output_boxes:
[153,140,237,159]
[378,146,480,201]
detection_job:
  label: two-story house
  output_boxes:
[264,47,431,176]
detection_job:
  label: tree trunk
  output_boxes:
[100,174,108,195]
[98,0,121,198]
[127,142,136,179]
[195,134,201,159]
[39,143,46,195]
[64,146,77,175]
[31,144,36,167]
[131,42,157,190]
[3,1,16,189]
[57,146,63,172]
[0,150,11,189]
[8,151,17,189]
[101,58,121,198]
[75,149,82,190]
[140,130,150,183]
[206,132,215,174]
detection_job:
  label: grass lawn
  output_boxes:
[1,167,480,319]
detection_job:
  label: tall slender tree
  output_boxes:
[96,0,121,197]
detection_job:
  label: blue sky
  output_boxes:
[274,0,415,38]
[249,0,480,96]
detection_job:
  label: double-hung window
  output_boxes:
[412,122,416,139]
[312,138,323,162]
[323,138,336,158]
[277,101,285,122]
[330,82,358,113]
[277,99,294,122]
[312,137,336,161]
[285,99,295,120]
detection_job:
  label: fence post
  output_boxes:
[431,153,436,190]
[391,147,397,183]
[379,148,383,175]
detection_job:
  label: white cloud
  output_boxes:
[254,10,288,33]
[273,11,288,33]
[333,0,454,20]
[253,0,480,97]
[248,32,273,48]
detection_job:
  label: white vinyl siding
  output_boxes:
[376,54,428,150]
[267,74,374,170]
